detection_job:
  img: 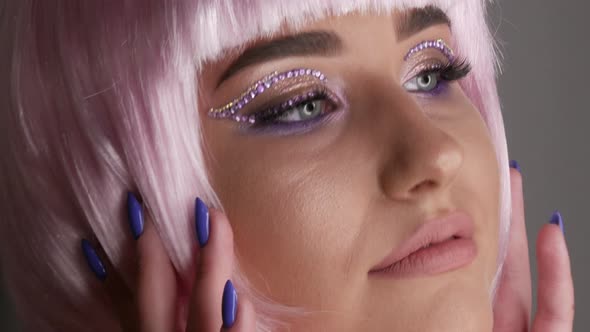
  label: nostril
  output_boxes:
[411,179,437,194]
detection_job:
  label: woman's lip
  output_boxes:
[369,211,476,276]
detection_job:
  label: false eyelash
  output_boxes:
[250,86,337,126]
[435,57,472,81]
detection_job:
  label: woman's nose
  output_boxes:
[379,96,464,202]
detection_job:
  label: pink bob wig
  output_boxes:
[0,0,509,331]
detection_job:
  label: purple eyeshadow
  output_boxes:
[238,108,340,137]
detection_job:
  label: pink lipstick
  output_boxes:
[369,211,477,278]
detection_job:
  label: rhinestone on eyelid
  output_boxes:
[404,39,455,61]
[207,68,329,122]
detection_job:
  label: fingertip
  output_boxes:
[195,197,210,248]
[509,159,522,174]
[533,220,574,331]
[536,222,569,270]
[509,166,523,193]
[81,239,107,282]
[127,191,145,240]
[221,290,257,332]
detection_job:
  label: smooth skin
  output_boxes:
[114,169,574,331]
[112,167,574,331]
[104,12,573,332]
[201,13,501,331]
[492,168,574,332]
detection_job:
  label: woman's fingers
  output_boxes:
[532,215,574,332]
[221,288,257,332]
[492,166,532,331]
[83,194,256,331]
[185,199,257,331]
[185,200,234,331]
[80,238,138,332]
[130,192,178,332]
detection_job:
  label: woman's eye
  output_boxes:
[275,99,325,123]
[403,72,440,92]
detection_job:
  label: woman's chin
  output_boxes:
[361,278,493,332]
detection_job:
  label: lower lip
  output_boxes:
[370,238,477,278]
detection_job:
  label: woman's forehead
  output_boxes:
[190,1,455,69]
[199,6,453,85]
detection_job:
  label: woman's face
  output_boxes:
[199,8,500,332]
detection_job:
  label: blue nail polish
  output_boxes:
[127,192,144,240]
[509,160,521,173]
[81,239,107,281]
[195,197,210,248]
[549,210,565,235]
[222,279,238,328]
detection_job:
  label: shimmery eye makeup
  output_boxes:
[404,39,455,61]
[401,39,470,98]
[207,39,468,132]
[403,59,472,96]
[207,68,328,124]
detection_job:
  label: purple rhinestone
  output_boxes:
[306,69,312,75]
[249,91,256,99]
[272,77,279,83]
[248,115,256,124]
[282,101,289,108]
[288,99,294,106]
[240,115,248,122]
[278,74,285,80]
[256,85,265,94]
[243,96,250,104]
[264,81,271,88]
[237,102,244,109]
[234,115,241,122]
[308,91,315,98]
[299,69,306,75]
[313,70,321,78]
[319,74,325,80]
[287,71,293,78]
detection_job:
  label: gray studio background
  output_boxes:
[1,0,588,330]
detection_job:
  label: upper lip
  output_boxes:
[370,211,475,272]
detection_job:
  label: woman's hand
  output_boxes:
[130,195,256,331]
[492,165,575,331]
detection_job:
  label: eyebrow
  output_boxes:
[216,31,342,87]
[396,5,451,41]
[217,5,451,87]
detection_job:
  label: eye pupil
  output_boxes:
[416,73,437,91]
[419,74,431,86]
[303,102,315,114]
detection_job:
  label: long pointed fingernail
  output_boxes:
[222,279,238,328]
[549,210,565,235]
[81,239,107,281]
[509,160,521,173]
[127,192,144,240]
[195,197,210,248]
